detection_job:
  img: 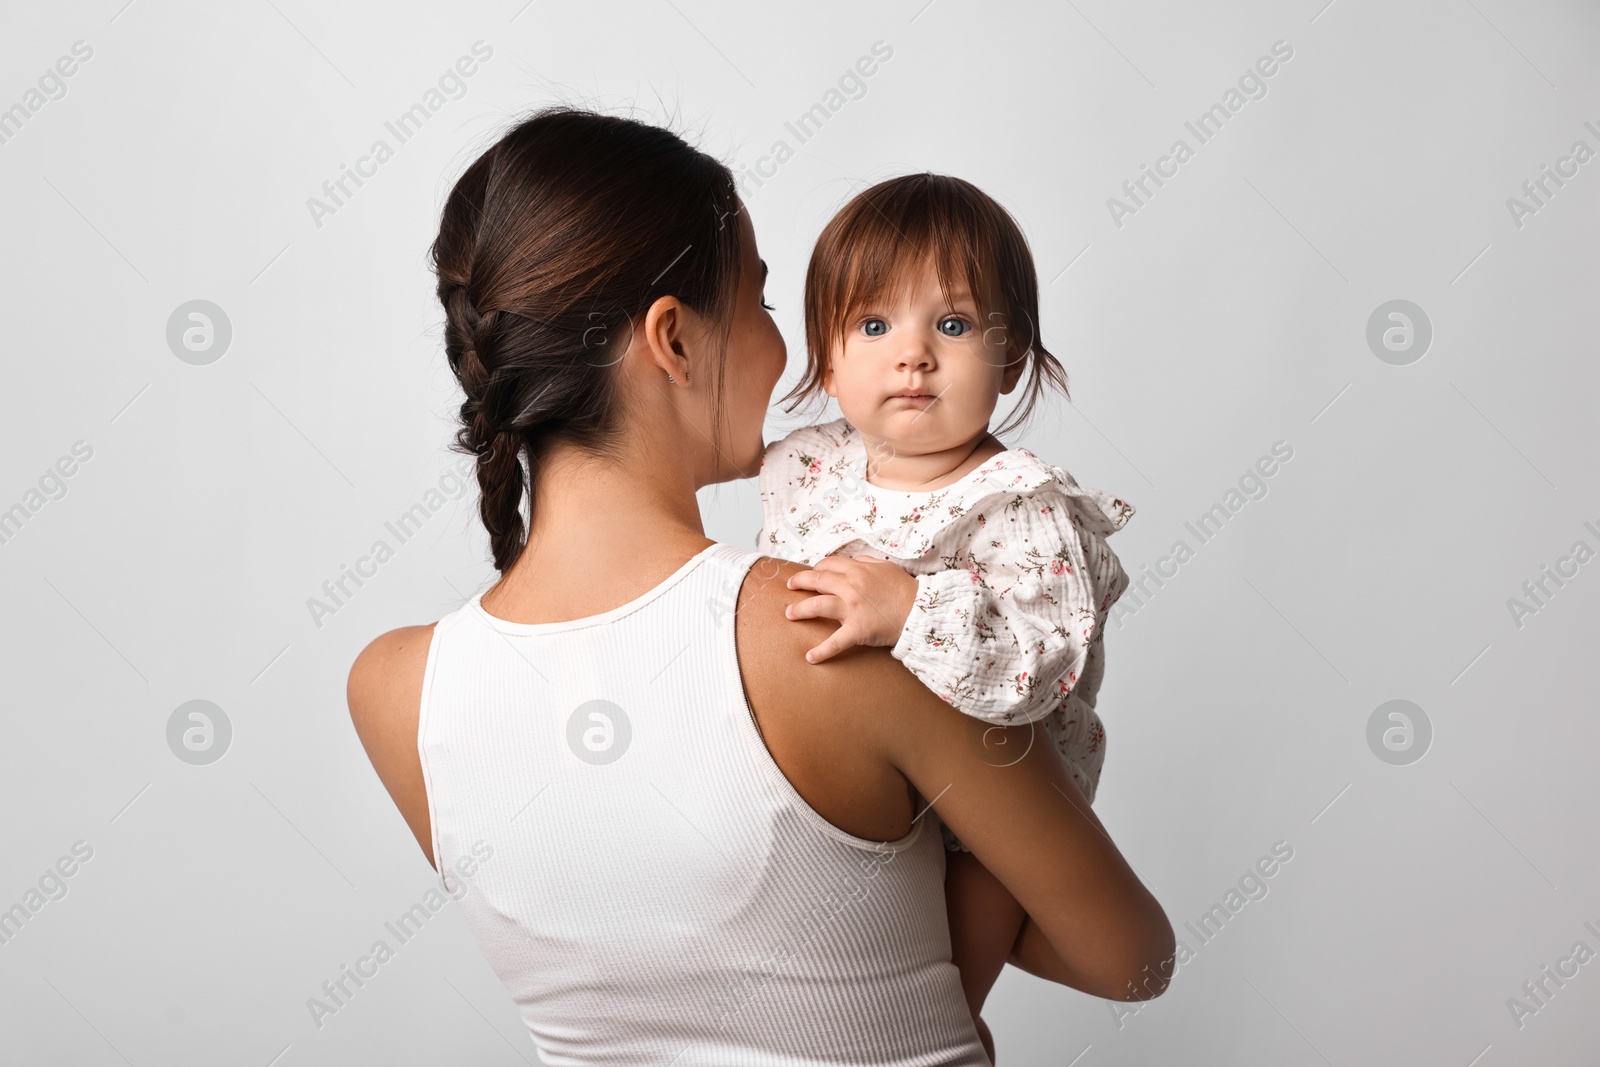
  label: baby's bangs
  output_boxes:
[796,172,1060,430]
[830,206,999,334]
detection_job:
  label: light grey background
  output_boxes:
[2,0,1596,1064]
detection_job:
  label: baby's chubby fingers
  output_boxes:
[784,565,846,595]
[798,628,861,665]
[781,571,866,663]
[784,594,844,623]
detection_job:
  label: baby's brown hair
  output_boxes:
[780,173,1069,437]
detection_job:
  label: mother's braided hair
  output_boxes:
[431,107,743,572]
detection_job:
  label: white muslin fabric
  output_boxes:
[418,541,989,1066]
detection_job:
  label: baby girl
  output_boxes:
[757,173,1136,1046]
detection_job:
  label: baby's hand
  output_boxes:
[784,554,919,664]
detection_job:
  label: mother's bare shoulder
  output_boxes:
[732,556,942,727]
[347,623,437,867]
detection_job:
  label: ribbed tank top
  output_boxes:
[417,541,989,1065]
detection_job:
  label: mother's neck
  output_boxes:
[481,439,712,624]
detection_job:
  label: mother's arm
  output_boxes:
[865,659,1173,1000]
[742,558,1174,1002]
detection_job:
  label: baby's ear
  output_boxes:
[1000,348,1026,394]
[821,360,837,398]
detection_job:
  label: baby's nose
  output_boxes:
[896,343,934,370]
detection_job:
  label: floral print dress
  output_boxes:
[758,417,1136,851]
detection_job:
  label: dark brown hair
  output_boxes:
[432,107,744,572]
[781,173,1068,438]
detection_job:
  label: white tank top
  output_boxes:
[417,541,989,1065]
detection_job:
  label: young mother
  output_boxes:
[347,107,1172,1064]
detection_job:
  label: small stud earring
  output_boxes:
[666,373,676,383]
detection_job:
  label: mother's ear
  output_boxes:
[641,294,692,382]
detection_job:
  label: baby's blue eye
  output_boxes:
[860,318,888,337]
[939,317,970,337]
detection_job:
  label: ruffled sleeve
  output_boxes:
[888,479,1133,724]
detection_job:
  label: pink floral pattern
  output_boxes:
[757,417,1135,832]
